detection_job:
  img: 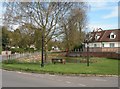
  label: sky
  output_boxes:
[86,1,118,31]
[0,2,3,25]
[0,0,119,31]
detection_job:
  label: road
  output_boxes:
[2,70,118,87]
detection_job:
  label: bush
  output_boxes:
[24,48,35,53]
[2,59,18,64]
[10,48,24,53]
[10,48,35,53]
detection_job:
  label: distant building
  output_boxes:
[30,45,36,50]
[85,28,120,53]
[51,46,60,52]
[2,51,11,56]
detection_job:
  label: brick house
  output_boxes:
[85,28,120,53]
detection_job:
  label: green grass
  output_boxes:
[2,57,119,75]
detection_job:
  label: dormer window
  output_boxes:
[95,34,100,40]
[110,32,116,39]
[111,35,114,38]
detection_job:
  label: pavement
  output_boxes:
[2,70,118,87]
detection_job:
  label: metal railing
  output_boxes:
[2,52,41,61]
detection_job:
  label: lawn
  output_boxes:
[2,57,119,75]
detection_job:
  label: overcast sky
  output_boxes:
[0,0,119,31]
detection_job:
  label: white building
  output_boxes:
[85,28,120,53]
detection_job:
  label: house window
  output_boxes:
[110,43,115,48]
[110,32,116,39]
[94,44,97,47]
[95,35,100,40]
[111,35,114,38]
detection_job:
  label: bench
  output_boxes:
[51,58,65,64]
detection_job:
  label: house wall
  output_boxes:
[89,42,101,47]
[118,42,120,47]
[85,42,120,52]
[102,42,120,47]
[85,42,101,48]
[87,42,120,48]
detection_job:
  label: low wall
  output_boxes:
[67,52,120,59]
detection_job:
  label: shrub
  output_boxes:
[2,59,18,64]
[24,48,35,53]
[10,48,24,53]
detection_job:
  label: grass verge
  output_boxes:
[2,57,119,76]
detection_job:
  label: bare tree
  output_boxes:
[3,2,88,61]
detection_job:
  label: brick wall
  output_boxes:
[67,52,120,59]
[101,47,120,52]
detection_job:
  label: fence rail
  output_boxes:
[2,52,41,61]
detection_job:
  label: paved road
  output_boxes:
[2,70,118,87]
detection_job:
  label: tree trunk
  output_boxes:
[44,44,48,63]
[44,31,48,63]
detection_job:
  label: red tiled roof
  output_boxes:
[90,29,120,42]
